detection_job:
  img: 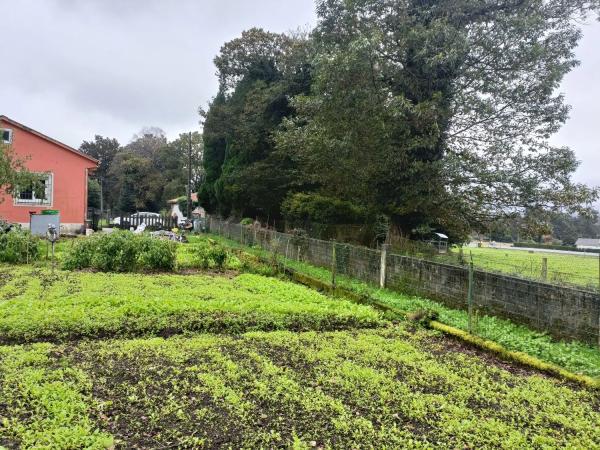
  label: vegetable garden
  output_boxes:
[0,231,599,449]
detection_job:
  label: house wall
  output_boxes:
[0,119,97,232]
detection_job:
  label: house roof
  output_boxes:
[575,238,600,247]
[168,193,198,204]
[0,115,99,165]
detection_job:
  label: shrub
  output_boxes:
[240,218,254,226]
[282,192,368,226]
[193,239,229,270]
[137,236,177,271]
[0,229,40,263]
[63,231,177,272]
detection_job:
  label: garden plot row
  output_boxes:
[0,233,599,449]
[2,326,599,449]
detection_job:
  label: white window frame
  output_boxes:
[1,128,13,144]
[14,172,54,207]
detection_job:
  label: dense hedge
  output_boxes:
[0,229,40,263]
[282,193,368,226]
[63,231,177,272]
[513,242,600,254]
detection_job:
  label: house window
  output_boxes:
[15,173,53,206]
[1,128,12,144]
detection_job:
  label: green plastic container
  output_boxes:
[41,210,59,215]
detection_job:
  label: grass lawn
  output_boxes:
[460,246,599,289]
[2,326,599,449]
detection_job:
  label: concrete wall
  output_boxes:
[210,218,600,346]
[385,255,600,344]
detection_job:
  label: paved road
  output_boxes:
[474,246,600,258]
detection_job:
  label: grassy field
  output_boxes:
[457,246,599,289]
[2,326,599,449]
[1,234,600,448]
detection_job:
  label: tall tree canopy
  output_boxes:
[0,142,39,204]
[199,28,313,220]
[80,129,202,214]
[201,1,599,241]
[79,135,122,211]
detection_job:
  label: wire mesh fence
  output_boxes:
[435,248,600,291]
[207,217,600,346]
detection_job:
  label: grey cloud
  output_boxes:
[1,0,598,197]
[2,0,316,145]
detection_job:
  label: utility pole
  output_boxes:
[186,132,193,219]
[99,177,104,217]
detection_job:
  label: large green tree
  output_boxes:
[79,135,122,211]
[156,132,204,205]
[276,0,600,241]
[0,142,42,206]
[108,152,162,213]
[199,28,313,220]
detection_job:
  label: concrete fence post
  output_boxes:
[380,244,389,289]
[541,257,548,281]
[468,260,474,334]
[331,241,337,291]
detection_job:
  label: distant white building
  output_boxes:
[167,193,205,223]
[575,238,600,250]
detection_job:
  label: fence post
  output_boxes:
[468,257,474,334]
[331,241,337,291]
[380,244,389,289]
[541,257,548,281]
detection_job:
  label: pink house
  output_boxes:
[0,115,98,233]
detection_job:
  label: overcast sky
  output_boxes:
[1,0,598,192]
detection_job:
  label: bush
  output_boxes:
[193,239,229,270]
[63,231,177,272]
[282,192,368,226]
[138,237,178,271]
[0,229,40,263]
[240,218,253,226]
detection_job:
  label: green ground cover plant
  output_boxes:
[0,265,382,344]
[206,233,600,378]
[2,326,599,449]
[0,344,113,449]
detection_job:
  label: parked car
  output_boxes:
[113,212,161,226]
